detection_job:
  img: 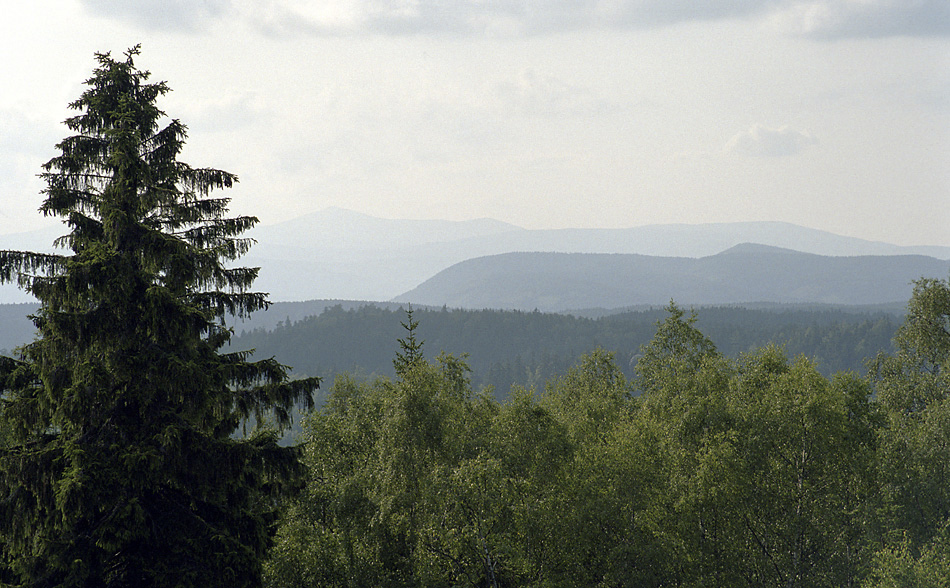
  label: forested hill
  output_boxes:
[229,303,899,396]
[0,303,40,354]
[395,245,950,311]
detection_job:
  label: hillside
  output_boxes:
[0,303,40,354]
[395,246,950,311]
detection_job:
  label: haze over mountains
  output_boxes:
[2,207,948,307]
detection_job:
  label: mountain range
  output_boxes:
[2,207,949,306]
[395,244,949,312]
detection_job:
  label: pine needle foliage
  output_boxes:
[0,46,319,588]
[393,305,425,378]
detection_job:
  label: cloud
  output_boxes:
[0,110,62,231]
[79,0,231,32]
[230,0,780,37]
[77,0,950,38]
[591,0,774,29]
[170,91,269,133]
[770,0,950,39]
[345,0,950,37]
[725,125,818,157]
[492,68,617,116]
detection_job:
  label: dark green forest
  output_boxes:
[230,304,900,398]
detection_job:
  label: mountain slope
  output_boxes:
[394,246,950,311]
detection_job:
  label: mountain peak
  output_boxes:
[715,243,805,256]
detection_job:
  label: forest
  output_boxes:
[229,303,901,399]
[262,293,950,587]
[0,47,947,588]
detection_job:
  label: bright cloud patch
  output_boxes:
[725,125,818,157]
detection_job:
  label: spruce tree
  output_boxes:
[0,46,319,587]
[393,304,425,378]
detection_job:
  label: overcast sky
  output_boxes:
[1,0,948,246]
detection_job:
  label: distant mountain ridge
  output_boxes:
[394,246,950,312]
[3,207,949,304]
[241,210,950,303]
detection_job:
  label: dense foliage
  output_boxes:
[265,279,950,587]
[230,303,899,396]
[0,48,318,587]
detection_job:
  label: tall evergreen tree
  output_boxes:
[0,47,319,587]
[393,305,424,378]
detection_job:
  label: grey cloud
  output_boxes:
[590,0,776,30]
[79,0,231,32]
[77,0,950,38]
[725,125,818,157]
[351,1,950,37]
[772,1,950,39]
[238,1,781,38]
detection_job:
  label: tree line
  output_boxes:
[230,303,899,397]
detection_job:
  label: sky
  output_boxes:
[1,0,948,246]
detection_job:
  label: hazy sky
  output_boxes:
[1,0,948,246]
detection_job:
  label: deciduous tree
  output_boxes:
[870,277,950,569]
